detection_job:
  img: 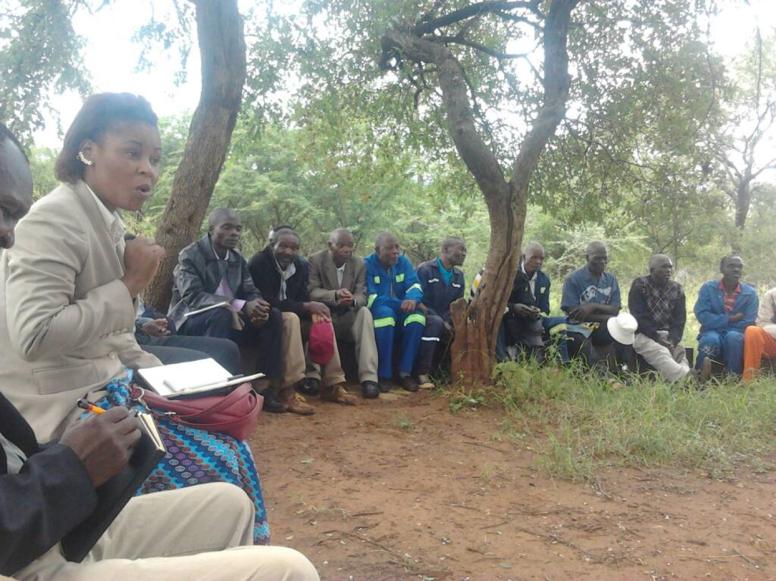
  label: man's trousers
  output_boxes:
[743,326,776,382]
[136,333,242,374]
[307,306,378,384]
[633,333,690,382]
[285,312,346,388]
[371,296,425,379]
[14,483,319,581]
[415,314,447,376]
[697,329,745,375]
[178,306,284,381]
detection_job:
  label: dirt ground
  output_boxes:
[249,388,776,580]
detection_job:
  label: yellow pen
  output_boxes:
[77,399,105,415]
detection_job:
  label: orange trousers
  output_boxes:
[743,326,776,382]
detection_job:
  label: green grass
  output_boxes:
[484,360,776,481]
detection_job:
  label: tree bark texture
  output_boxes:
[146,0,246,310]
[382,0,576,384]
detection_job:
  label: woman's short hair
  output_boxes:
[55,93,158,184]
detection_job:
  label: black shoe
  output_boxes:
[361,381,380,399]
[399,374,419,392]
[297,378,320,396]
[262,395,287,413]
[379,381,392,393]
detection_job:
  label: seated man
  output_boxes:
[743,287,776,382]
[628,254,692,382]
[695,255,758,375]
[0,123,318,581]
[416,237,467,384]
[501,242,552,361]
[168,208,291,412]
[248,226,356,410]
[308,228,381,399]
[560,241,622,364]
[365,232,426,391]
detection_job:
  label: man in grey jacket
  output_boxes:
[168,209,294,411]
[308,228,380,398]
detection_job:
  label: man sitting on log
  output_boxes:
[694,255,758,376]
[628,254,693,382]
[307,228,381,399]
[416,236,467,386]
[365,232,426,392]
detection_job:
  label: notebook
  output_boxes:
[61,412,166,562]
[182,301,229,318]
[137,358,264,399]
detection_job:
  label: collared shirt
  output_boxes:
[210,239,245,312]
[0,433,26,474]
[336,263,346,287]
[521,263,537,298]
[719,280,741,313]
[436,257,454,287]
[84,182,125,252]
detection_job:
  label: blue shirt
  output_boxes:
[561,267,621,313]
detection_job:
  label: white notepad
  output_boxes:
[138,358,263,398]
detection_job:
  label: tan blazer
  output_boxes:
[307,249,367,309]
[0,181,160,441]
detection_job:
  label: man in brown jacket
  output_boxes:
[308,229,380,398]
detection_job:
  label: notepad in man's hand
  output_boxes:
[137,358,264,399]
[61,412,166,562]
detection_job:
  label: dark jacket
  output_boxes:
[0,393,97,575]
[507,267,551,315]
[248,246,310,317]
[416,259,465,323]
[628,276,686,344]
[168,234,261,329]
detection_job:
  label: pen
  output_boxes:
[77,399,105,415]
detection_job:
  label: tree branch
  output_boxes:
[413,0,541,35]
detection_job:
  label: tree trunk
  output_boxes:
[734,181,750,230]
[145,0,246,311]
[381,0,576,384]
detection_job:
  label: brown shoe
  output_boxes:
[321,383,358,405]
[286,393,316,415]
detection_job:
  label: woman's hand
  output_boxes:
[122,237,164,298]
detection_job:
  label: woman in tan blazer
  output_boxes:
[0,93,271,543]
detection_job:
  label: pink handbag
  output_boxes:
[131,383,262,441]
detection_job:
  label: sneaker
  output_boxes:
[321,383,358,405]
[399,374,419,392]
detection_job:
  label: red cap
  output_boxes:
[308,319,336,365]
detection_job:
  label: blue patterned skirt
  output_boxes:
[93,370,270,544]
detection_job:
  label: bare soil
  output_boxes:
[250,389,776,580]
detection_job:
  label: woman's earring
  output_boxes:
[77,151,93,166]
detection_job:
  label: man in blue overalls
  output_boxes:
[365,233,426,392]
[416,237,467,386]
